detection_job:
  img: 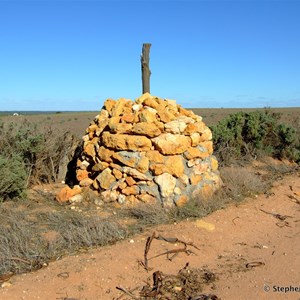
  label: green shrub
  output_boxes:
[0,154,27,200]
[210,110,300,165]
[0,119,80,190]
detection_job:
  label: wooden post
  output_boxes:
[141,43,151,94]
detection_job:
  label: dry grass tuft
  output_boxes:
[221,167,268,201]
[122,203,170,232]
[38,210,127,251]
[0,203,127,276]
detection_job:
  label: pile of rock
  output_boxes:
[72,93,222,206]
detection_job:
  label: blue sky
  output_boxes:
[0,0,299,111]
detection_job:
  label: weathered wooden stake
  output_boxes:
[141,43,151,94]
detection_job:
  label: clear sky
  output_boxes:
[0,0,299,111]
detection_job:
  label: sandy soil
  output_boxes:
[0,173,299,300]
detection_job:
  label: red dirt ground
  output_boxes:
[0,173,299,300]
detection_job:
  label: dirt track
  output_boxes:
[0,173,299,300]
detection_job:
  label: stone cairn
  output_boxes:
[71,93,222,206]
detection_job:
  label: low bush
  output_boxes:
[210,110,300,166]
[0,119,80,200]
[0,154,27,201]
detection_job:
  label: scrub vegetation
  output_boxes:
[0,107,299,278]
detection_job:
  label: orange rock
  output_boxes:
[178,107,194,117]
[143,97,159,108]
[165,155,184,177]
[122,185,139,195]
[152,133,191,155]
[109,162,122,171]
[146,150,164,163]
[149,164,167,176]
[121,113,135,123]
[199,127,213,141]
[136,92,152,104]
[125,176,136,186]
[112,98,129,117]
[122,106,132,115]
[158,110,176,123]
[92,162,109,172]
[79,178,93,187]
[133,111,140,123]
[132,122,161,137]
[210,156,219,171]
[95,168,115,190]
[84,142,96,157]
[119,181,127,190]
[184,122,206,135]
[87,124,98,133]
[98,146,113,163]
[156,97,168,108]
[154,121,164,131]
[96,119,109,136]
[112,168,123,180]
[137,193,157,203]
[97,109,109,119]
[136,156,149,173]
[76,169,89,181]
[183,147,203,160]
[139,109,157,123]
[109,116,121,125]
[102,132,152,151]
[76,159,82,167]
[104,99,116,115]
[165,99,178,113]
[110,123,133,134]
[190,132,201,146]
[92,179,99,190]
[56,185,82,203]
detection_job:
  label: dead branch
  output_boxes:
[259,208,292,221]
[142,232,156,271]
[140,232,199,271]
[116,286,140,300]
[155,234,200,251]
[287,194,300,205]
[245,261,265,268]
[149,247,194,261]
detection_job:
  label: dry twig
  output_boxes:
[259,208,292,221]
[116,286,140,300]
[139,232,199,271]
